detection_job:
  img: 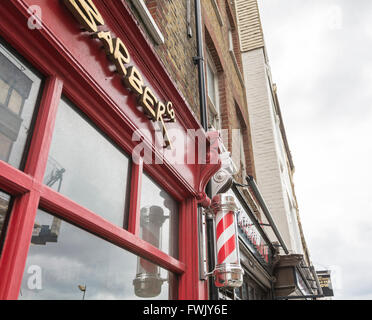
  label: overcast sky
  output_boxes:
[257,0,372,300]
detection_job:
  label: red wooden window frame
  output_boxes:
[0,0,207,300]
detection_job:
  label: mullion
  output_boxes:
[39,183,186,275]
[0,190,41,299]
[23,76,63,182]
[0,76,62,299]
[128,158,143,236]
[0,159,33,196]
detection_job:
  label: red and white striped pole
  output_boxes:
[211,194,244,288]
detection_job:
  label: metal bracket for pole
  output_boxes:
[193,56,204,65]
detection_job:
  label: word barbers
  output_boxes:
[63,0,176,148]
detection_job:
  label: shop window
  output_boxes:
[0,190,11,253]
[246,277,269,300]
[19,209,177,300]
[140,173,178,258]
[44,97,131,228]
[0,41,43,169]
[241,281,248,300]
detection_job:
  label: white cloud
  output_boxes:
[259,0,372,300]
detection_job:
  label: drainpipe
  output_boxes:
[193,0,208,132]
[193,0,219,300]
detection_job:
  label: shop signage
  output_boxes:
[236,211,269,264]
[316,271,334,297]
[63,0,176,148]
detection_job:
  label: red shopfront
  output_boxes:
[0,0,220,300]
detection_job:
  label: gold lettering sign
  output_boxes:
[63,0,175,148]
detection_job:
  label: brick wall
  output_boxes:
[128,0,256,183]
[130,0,200,118]
[202,0,255,183]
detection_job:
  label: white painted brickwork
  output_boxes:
[241,48,297,253]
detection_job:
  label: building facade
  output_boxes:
[0,0,321,300]
[235,0,321,298]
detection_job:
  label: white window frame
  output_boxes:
[131,0,165,45]
[240,129,247,179]
[206,51,220,130]
[211,0,224,26]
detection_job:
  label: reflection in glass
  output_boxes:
[0,41,43,169]
[140,174,178,258]
[45,98,131,228]
[134,206,168,298]
[0,190,11,246]
[20,209,177,300]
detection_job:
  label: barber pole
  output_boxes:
[211,194,244,288]
[216,206,238,265]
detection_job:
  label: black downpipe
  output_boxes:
[194,0,218,300]
[194,0,208,132]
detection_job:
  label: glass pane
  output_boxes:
[241,281,248,300]
[140,174,178,258]
[0,41,43,168]
[20,209,177,300]
[45,98,131,228]
[207,62,216,106]
[0,190,11,250]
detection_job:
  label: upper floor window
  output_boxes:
[206,52,220,130]
[132,0,164,45]
[240,129,247,180]
[0,41,43,169]
[227,18,234,52]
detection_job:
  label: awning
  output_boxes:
[274,255,324,300]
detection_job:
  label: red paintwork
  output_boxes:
[128,158,143,236]
[0,0,220,299]
[23,76,63,182]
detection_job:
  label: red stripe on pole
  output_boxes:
[217,234,236,264]
[216,212,234,238]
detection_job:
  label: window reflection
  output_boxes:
[140,174,178,259]
[0,41,43,169]
[45,98,131,228]
[20,209,177,300]
[0,190,11,247]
